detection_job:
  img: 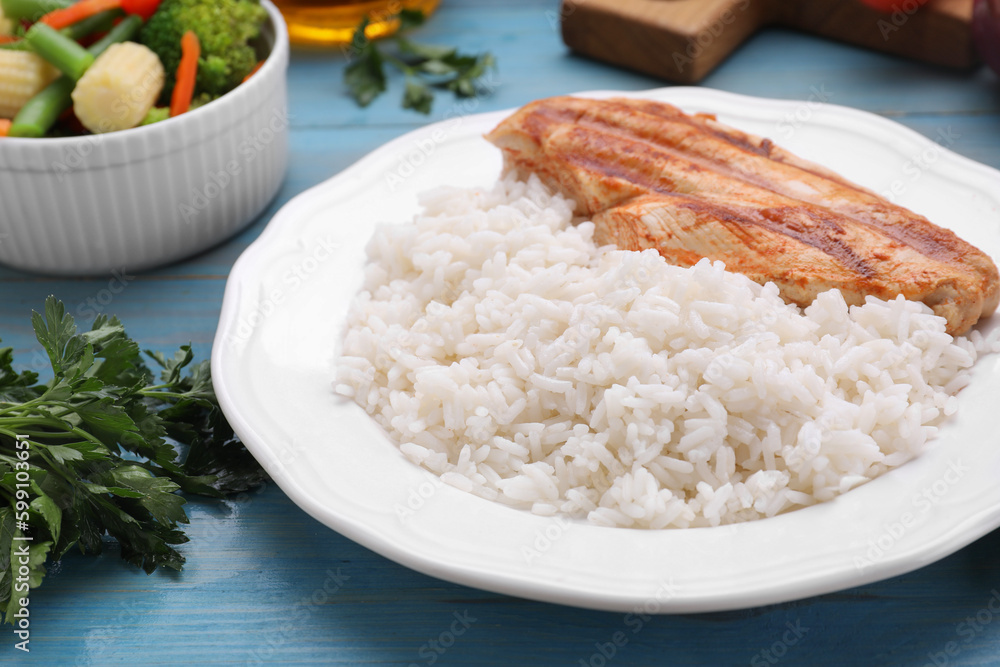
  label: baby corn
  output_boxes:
[0,51,59,119]
[71,41,165,134]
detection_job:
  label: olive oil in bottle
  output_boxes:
[273,0,441,47]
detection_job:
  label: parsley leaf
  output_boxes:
[403,79,434,114]
[397,8,426,31]
[0,297,268,624]
[344,9,497,113]
[344,24,387,108]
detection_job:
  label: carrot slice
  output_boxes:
[0,35,20,44]
[0,120,12,137]
[41,0,122,30]
[170,30,200,117]
[241,60,265,84]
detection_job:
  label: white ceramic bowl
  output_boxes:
[0,0,290,276]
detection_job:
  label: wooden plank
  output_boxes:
[780,0,977,69]
[19,485,1000,664]
[561,0,978,84]
[560,0,771,83]
[285,8,1000,128]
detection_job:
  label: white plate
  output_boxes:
[212,87,1000,613]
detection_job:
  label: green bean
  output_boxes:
[0,0,72,22]
[25,23,95,81]
[62,8,125,43]
[86,14,142,56]
[0,8,121,51]
[5,77,74,138]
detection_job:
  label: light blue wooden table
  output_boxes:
[3,1,1000,664]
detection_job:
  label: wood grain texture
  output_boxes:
[1,1,1000,664]
[561,0,978,84]
[13,485,1000,665]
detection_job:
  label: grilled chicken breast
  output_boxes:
[485,96,999,335]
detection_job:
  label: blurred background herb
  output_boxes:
[344,9,496,114]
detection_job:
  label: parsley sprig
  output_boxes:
[0,297,267,624]
[345,9,496,114]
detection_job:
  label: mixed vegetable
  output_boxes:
[0,0,268,138]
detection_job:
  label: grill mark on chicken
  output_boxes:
[542,98,985,270]
[609,99,863,189]
[556,130,905,280]
[699,201,879,279]
[571,99,982,269]
[486,96,1000,334]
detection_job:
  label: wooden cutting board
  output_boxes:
[560,0,978,84]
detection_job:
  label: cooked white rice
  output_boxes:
[334,174,999,528]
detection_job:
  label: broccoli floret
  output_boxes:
[141,107,170,126]
[189,91,218,110]
[140,0,267,100]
